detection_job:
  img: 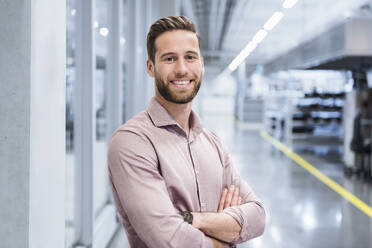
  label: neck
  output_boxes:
[155,94,192,135]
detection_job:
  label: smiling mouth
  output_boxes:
[170,80,193,88]
[170,80,193,85]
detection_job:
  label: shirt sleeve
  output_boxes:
[219,142,266,244]
[107,130,213,248]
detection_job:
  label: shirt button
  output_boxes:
[195,170,199,174]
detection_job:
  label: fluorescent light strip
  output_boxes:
[252,29,268,44]
[264,11,284,31]
[283,0,298,9]
[227,35,264,72]
[228,41,257,71]
[225,1,298,73]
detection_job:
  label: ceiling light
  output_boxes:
[220,2,295,77]
[120,37,126,45]
[242,41,257,55]
[283,0,298,9]
[228,41,257,71]
[71,9,76,16]
[252,29,268,44]
[99,27,109,37]
[264,12,284,30]
[228,53,245,71]
[228,59,240,71]
[94,21,99,29]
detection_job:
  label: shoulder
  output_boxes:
[111,111,156,141]
[117,111,154,133]
[108,111,157,160]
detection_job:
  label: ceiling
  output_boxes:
[67,0,372,77]
[182,0,372,76]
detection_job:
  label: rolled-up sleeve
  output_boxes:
[108,130,213,248]
[220,143,266,244]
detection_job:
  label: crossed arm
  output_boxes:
[192,185,243,247]
[108,131,265,248]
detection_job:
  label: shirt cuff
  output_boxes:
[222,202,266,244]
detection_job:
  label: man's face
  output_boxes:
[147,30,204,104]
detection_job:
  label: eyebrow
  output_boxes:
[159,52,175,59]
[185,51,199,57]
[159,51,199,59]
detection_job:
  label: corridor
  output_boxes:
[108,105,372,248]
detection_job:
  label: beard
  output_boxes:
[154,71,202,104]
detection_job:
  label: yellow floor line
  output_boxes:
[260,131,372,218]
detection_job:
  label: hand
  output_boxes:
[217,185,242,212]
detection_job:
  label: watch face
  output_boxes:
[182,211,193,224]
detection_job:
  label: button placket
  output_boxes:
[188,139,203,211]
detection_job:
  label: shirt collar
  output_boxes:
[146,97,203,136]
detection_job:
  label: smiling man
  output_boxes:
[107,16,265,248]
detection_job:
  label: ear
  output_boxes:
[146,59,155,78]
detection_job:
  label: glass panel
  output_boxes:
[95,0,108,141]
[65,0,76,246]
[94,0,109,218]
[121,0,128,122]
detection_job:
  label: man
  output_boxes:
[108,16,265,248]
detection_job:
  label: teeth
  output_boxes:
[172,80,190,85]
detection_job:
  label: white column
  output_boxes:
[0,0,66,247]
[106,0,123,138]
[74,0,95,246]
[124,0,146,120]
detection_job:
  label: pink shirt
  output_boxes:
[107,98,265,248]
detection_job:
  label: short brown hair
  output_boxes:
[146,16,201,63]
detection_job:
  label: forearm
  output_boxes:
[192,212,241,243]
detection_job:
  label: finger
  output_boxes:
[223,185,235,209]
[231,187,240,206]
[217,188,228,212]
[238,196,242,205]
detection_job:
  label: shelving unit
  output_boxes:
[264,91,295,140]
[287,91,345,155]
[263,70,347,156]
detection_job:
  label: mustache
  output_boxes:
[174,72,188,78]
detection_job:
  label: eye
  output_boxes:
[165,57,174,62]
[186,55,197,60]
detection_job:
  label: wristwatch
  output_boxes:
[181,211,193,224]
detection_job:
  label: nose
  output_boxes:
[174,58,188,76]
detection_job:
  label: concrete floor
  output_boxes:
[107,111,372,248]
